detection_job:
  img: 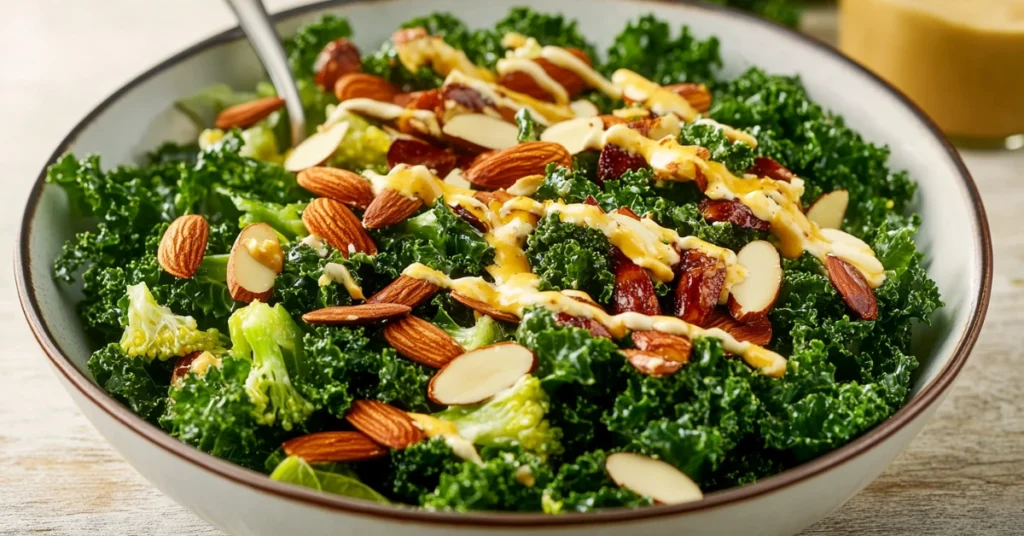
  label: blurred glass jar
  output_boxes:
[839,0,1024,144]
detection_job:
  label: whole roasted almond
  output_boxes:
[624,349,683,377]
[158,214,209,279]
[554,312,613,339]
[387,138,458,178]
[297,167,374,209]
[612,248,661,316]
[335,73,398,102]
[345,400,424,449]
[302,197,377,256]
[632,331,692,364]
[283,431,387,463]
[699,199,770,231]
[302,303,411,326]
[825,255,879,320]
[366,276,440,307]
[215,96,285,130]
[465,142,572,189]
[384,315,464,368]
[705,309,772,347]
[748,156,798,182]
[675,249,726,327]
[363,189,423,229]
[664,83,712,113]
[402,88,443,111]
[314,38,362,92]
[597,144,649,185]
[451,292,520,323]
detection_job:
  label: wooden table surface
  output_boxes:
[1,2,1021,534]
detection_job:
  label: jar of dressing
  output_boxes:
[839,0,1024,144]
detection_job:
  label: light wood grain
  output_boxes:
[0,2,1020,535]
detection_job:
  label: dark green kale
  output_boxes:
[283,14,353,78]
[492,8,597,61]
[603,16,722,86]
[422,446,554,512]
[542,450,651,513]
[87,343,170,423]
[534,164,601,205]
[275,243,381,318]
[516,108,539,142]
[147,141,200,166]
[383,437,464,504]
[678,122,756,174]
[705,0,803,28]
[526,214,615,304]
[372,199,494,279]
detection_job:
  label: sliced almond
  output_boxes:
[539,117,604,155]
[362,189,423,229]
[705,309,773,347]
[465,141,572,190]
[334,73,398,102]
[442,113,519,152]
[727,240,783,322]
[699,199,770,231]
[570,99,599,118]
[612,248,661,316]
[605,453,703,505]
[284,121,350,172]
[825,255,879,320]
[158,214,209,279]
[806,189,849,230]
[296,167,374,209]
[631,331,692,364]
[344,400,424,449]
[674,250,727,327]
[302,197,377,256]
[214,96,285,130]
[554,312,614,339]
[366,276,440,307]
[664,83,712,113]
[302,303,411,326]
[282,431,387,463]
[384,315,464,368]
[428,343,536,406]
[451,292,520,323]
[624,349,683,377]
[227,223,280,303]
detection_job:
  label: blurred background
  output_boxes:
[0,1,1020,534]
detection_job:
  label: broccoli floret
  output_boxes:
[225,192,307,241]
[228,301,314,431]
[436,376,562,457]
[430,294,510,351]
[119,282,224,361]
[87,343,170,423]
[270,456,390,503]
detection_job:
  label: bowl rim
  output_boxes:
[15,0,992,527]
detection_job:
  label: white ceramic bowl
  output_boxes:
[16,1,992,534]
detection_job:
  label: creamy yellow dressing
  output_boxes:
[496,58,570,105]
[613,69,698,122]
[326,98,442,138]
[318,262,365,301]
[188,351,222,377]
[408,413,484,465]
[539,46,622,99]
[396,34,495,82]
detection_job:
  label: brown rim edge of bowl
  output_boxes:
[14,0,993,528]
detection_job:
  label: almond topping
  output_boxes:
[302,303,411,326]
[748,156,798,182]
[345,400,424,449]
[227,223,280,303]
[699,199,770,231]
[314,38,362,92]
[384,315,464,368]
[631,331,692,364]
[243,237,284,273]
[335,73,398,103]
[805,189,849,230]
[451,292,520,323]
[282,431,387,464]
[366,276,441,307]
[362,189,423,229]
[727,240,783,322]
[297,167,375,209]
[554,312,614,339]
[283,121,350,172]
[214,97,285,130]
[825,255,879,320]
[465,142,571,190]
[428,343,536,406]
[705,309,773,347]
[664,83,712,113]
[674,250,727,327]
[624,349,683,377]
[301,197,377,256]
[442,113,520,152]
[158,214,209,279]
[605,453,703,505]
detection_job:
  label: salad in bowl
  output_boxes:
[47,7,941,513]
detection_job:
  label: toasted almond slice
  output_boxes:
[825,255,879,320]
[344,400,424,449]
[705,309,773,347]
[284,121,350,172]
[158,214,209,279]
[806,189,849,230]
[215,96,285,130]
[428,343,536,405]
[624,349,683,377]
[363,189,423,229]
[674,250,726,327]
[727,240,783,322]
[384,315,465,368]
[570,99,600,117]
[605,453,703,505]
[297,167,374,209]
[631,331,692,364]
[302,303,411,326]
[282,431,387,463]
[451,292,520,323]
[442,113,519,152]
[227,223,281,303]
[302,197,377,256]
[539,117,604,155]
[366,276,440,307]
[465,141,572,190]
[334,73,397,102]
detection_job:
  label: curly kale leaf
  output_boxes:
[275,243,380,317]
[534,164,601,205]
[492,8,597,62]
[516,108,539,142]
[373,199,494,279]
[284,14,353,78]
[542,450,651,513]
[383,437,463,504]
[422,447,554,512]
[526,214,614,304]
[431,294,511,351]
[603,16,722,86]
[704,0,803,27]
[88,343,170,423]
[161,356,279,470]
[678,122,755,174]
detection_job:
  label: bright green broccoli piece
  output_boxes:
[436,376,562,457]
[228,301,314,431]
[119,282,224,361]
[526,214,615,305]
[325,112,392,174]
[270,456,390,504]
[87,343,170,423]
[430,294,510,350]
[225,192,307,241]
